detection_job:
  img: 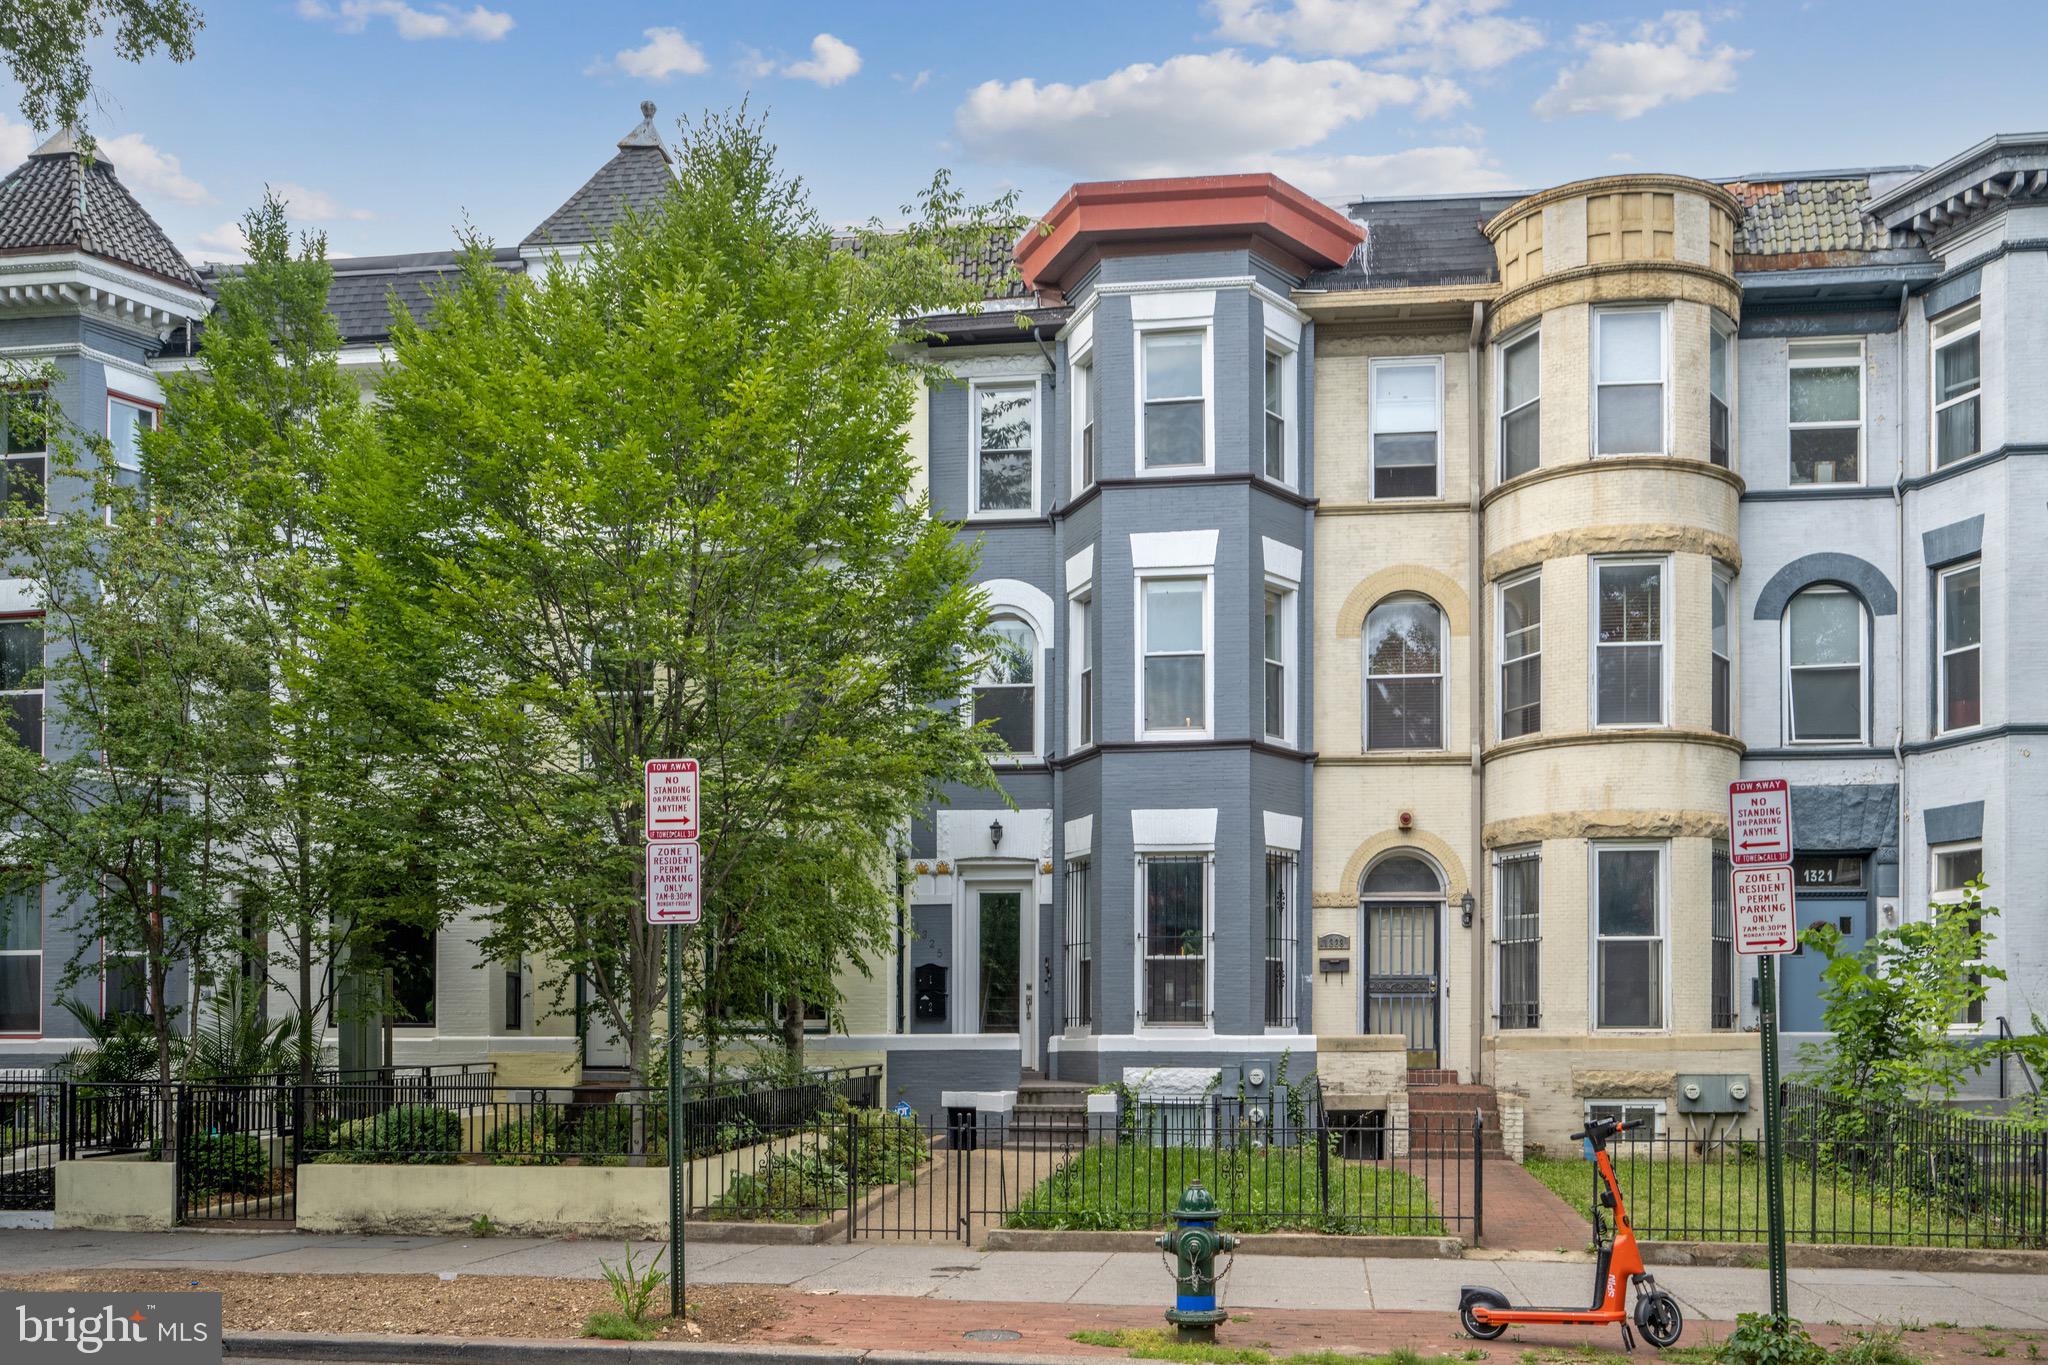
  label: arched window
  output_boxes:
[1784,586,1865,743]
[1361,854,1443,897]
[1365,596,1443,750]
[974,617,1037,755]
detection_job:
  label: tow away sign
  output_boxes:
[1732,864,1796,956]
[1728,778,1793,867]
[646,841,701,924]
[644,758,699,842]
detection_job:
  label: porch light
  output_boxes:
[989,819,1004,850]
[1460,891,1475,929]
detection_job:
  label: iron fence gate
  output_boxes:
[175,1082,298,1225]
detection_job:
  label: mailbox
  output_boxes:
[913,963,947,1021]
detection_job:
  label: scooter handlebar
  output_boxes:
[1568,1118,1638,1141]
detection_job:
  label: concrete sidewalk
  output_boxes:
[4,1230,2046,1329]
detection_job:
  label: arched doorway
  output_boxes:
[1359,853,1444,1068]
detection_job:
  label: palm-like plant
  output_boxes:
[56,997,163,1084]
[181,973,302,1081]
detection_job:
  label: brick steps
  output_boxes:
[1006,1079,1094,1148]
[1405,1083,1506,1155]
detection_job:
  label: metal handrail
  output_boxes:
[1996,1016,2041,1102]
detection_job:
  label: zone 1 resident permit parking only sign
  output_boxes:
[1728,777,1793,867]
[646,841,701,924]
[644,758,699,842]
[1732,864,1796,956]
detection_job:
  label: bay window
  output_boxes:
[1069,593,1094,749]
[1139,853,1208,1026]
[1712,572,1732,736]
[1495,849,1540,1029]
[1072,353,1096,493]
[1499,572,1540,740]
[1264,849,1297,1029]
[1500,329,1540,480]
[1593,844,1664,1030]
[1141,331,1206,469]
[1709,324,1732,467]
[1140,578,1208,736]
[1594,308,1665,456]
[1263,347,1290,483]
[1932,304,1981,468]
[3,390,47,518]
[1592,559,1665,726]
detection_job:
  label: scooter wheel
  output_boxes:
[1460,1300,1509,1340]
[1640,1292,1684,1348]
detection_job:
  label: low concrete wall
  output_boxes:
[1644,1240,2048,1274]
[56,1157,174,1231]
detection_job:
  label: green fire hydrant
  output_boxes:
[1156,1181,1237,1343]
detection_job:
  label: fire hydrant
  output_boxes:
[1156,1181,1237,1343]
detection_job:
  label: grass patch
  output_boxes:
[1523,1155,2030,1248]
[1014,1141,1441,1234]
[1071,1331,1480,1365]
[582,1310,658,1341]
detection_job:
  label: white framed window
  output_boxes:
[1709,322,1733,468]
[1591,842,1666,1031]
[2,389,48,520]
[1494,848,1540,1029]
[1788,339,1863,485]
[1263,345,1295,485]
[1931,841,1986,1027]
[1365,595,1444,750]
[1711,571,1733,736]
[1140,329,1208,471]
[1068,591,1094,750]
[1594,307,1666,456]
[1071,350,1097,495]
[1262,584,1296,744]
[102,943,149,1019]
[970,381,1037,517]
[1584,1098,1664,1140]
[1137,852,1211,1028]
[973,615,1038,757]
[1931,303,1981,469]
[1937,562,1981,734]
[1,614,43,759]
[1499,328,1540,481]
[0,880,40,1036]
[1369,357,1442,499]
[1498,571,1540,741]
[1138,576,1210,738]
[1782,585,1865,744]
[1591,558,1666,727]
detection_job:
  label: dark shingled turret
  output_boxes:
[0,127,204,291]
[521,100,676,249]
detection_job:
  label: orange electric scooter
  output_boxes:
[1457,1115,1684,1351]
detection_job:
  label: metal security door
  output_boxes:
[1363,901,1440,1067]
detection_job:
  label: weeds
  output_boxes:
[595,1242,668,1326]
[1067,1329,1481,1365]
[467,1213,497,1238]
[581,1310,656,1342]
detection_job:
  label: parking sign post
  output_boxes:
[1729,778,1794,1325]
[645,760,701,1323]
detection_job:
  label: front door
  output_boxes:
[969,886,1035,1070]
[1362,900,1441,1067]
[1781,892,1869,1032]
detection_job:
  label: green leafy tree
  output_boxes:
[149,195,452,1084]
[343,109,1013,1081]
[0,1,201,136]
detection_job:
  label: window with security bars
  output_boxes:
[1711,846,1735,1029]
[1499,572,1540,740]
[1264,849,1297,1028]
[1495,850,1540,1029]
[1063,860,1092,1030]
[1139,854,1207,1026]
[1594,560,1663,726]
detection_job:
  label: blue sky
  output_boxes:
[9,0,2044,264]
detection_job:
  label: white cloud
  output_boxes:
[735,46,777,80]
[187,221,249,264]
[297,1,514,42]
[100,132,210,204]
[1267,144,1516,199]
[783,33,862,88]
[1211,0,1541,71]
[898,69,932,93]
[588,26,708,82]
[271,182,373,222]
[1534,10,1747,120]
[957,50,1443,178]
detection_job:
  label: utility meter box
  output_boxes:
[1675,1073,1753,1114]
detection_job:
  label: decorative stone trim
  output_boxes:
[1483,727,1746,764]
[1483,174,1743,239]
[1485,524,1741,582]
[1481,454,1746,511]
[1481,807,1730,848]
[1486,262,1741,341]
[1333,564,1472,639]
[1319,752,1472,767]
[1318,499,1474,517]
[1333,827,1470,904]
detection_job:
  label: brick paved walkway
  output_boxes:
[1477,1160,1594,1253]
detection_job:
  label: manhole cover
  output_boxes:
[964,1330,1022,1343]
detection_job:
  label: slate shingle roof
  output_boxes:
[521,102,674,250]
[324,248,524,344]
[1308,194,1525,291]
[0,132,203,290]
[1724,177,1889,258]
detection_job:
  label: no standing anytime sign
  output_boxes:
[1728,777,1795,956]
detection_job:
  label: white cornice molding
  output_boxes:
[1057,276,1306,342]
[0,252,209,329]
[0,340,170,384]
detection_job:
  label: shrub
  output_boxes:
[314,1104,462,1164]
[711,1141,841,1221]
[483,1108,561,1166]
[1716,1314,1828,1365]
[181,1133,272,1195]
[827,1103,930,1187]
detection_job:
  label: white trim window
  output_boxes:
[1369,357,1442,499]
[1788,339,1863,485]
[1937,562,1981,733]
[1140,330,1207,471]
[1591,558,1666,727]
[1137,852,1211,1028]
[1263,345,1294,485]
[1499,328,1540,481]
[1931,841,1986,1027]
[1585,1099,1664,1141]
[973,615,1038,757]
[1139,576,1210,738]
[1594,307,1666,456]
[1,614,43,759]
[1494,848,1540,1030]
[1592,843,1665,1031]
[1711,571,1733,736]
[1365,595,1444,750]
[1068,592,1095,749]
[1498,571,1540,740]
[2,389,47,519]
[1071,350,1097,494]
[0,880,40,1036]
[1783,586,1865,744]
[1932,303,1981,468]
[1709,323,1733,468]
[971,381,1037,516]
[103,944,149,1020]
[1262,584,1296,744]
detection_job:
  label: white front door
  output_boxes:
[963,883,1035,1070]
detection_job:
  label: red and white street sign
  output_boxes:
[646,840,702,924]
[1732,864,1796,955]
[644,758,699,842]
[1728,778,1793,867]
